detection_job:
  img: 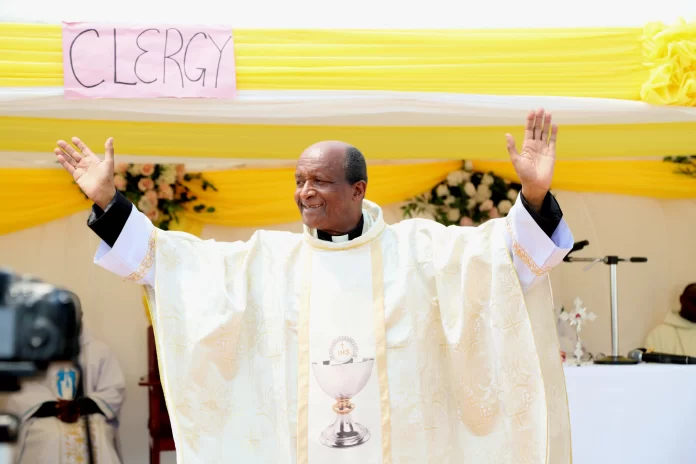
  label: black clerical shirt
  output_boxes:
[88,191,562,248]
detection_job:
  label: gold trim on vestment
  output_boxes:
[146,230,184,462]
[370,240,393,464]
[125,227,157,282]
[501,216,574,462]
[296,246,313,464]
[505,217,552,277]
[499,222,550,463]
[546,276,573,464]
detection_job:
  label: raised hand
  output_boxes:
[55,137,116,209]
[505,108,557,211]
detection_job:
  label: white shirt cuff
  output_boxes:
[505,194,574,291]
[93,204,155,287]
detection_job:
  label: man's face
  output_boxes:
[294,143,364,234]
[681,284,696,320]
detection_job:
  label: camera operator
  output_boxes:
[6,310,126,464]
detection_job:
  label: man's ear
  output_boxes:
[353,181,367,201]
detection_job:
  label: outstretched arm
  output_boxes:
[504,109,573,291]
[54,137,155,286]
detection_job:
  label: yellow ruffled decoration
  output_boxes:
[640,18,696,106]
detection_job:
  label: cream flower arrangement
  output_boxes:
[401,161,520,226]
[113,163,216,230]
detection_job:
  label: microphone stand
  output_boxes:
[564,242,648,365]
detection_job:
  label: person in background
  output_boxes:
[646,283,696,356]
[7,316,126,463]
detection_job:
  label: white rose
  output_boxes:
[475,184,492,202]
[507,189,518,201]
[464,160,473,171]
[461,171,471,182]
[467,198,477,210]
[446,208,461,222]
[444,195,456,205]
[479,199,494,212]
[481,174,494,186]
[436,184,449,197]
[422,191,432,201]
[497,199,513,214]
[464,182,476,197]
[157,169,177,186]
[137,196,155,214]
[446,170,468,186]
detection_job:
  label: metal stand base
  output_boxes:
[594,355,639,365]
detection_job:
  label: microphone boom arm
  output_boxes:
[563,240,648,365]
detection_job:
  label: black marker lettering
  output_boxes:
[183,32,207,85]
[134,28,159,84]
[163,28,184,88]
[69,29,105,88]
[113,29,136,85]
[208,35,232,88]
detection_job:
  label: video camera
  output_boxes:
[0,268,83,457]
[0,268,82,391]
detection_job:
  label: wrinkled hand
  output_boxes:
[54,137,116,210]
[505,109,557,210]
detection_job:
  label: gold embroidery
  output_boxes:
[124,228,157,282]
[505,217,552,277]
[370,240,394,464]
[295,246,312,464]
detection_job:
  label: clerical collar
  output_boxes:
[317,215,364,243]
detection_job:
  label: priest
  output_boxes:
[646,283,696,356]
[54,108,573,463]
[8,326,126,463]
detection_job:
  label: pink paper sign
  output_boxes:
[61,22,236,99]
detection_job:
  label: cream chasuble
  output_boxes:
[94,197,573,463]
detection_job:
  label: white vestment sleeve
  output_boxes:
[93,204,155,287]
[504,194,574,292]
[85,341,127,423]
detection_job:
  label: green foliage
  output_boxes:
[664,155,696,178]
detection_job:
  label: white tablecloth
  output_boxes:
[564,364,696,464]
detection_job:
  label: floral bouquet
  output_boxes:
[401,161,521,226]
[664,155,696,178]
[113,163,216,230]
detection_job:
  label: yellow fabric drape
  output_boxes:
[0,161,461,235]
[2,21,693,103]
[473,160,696,199]
[0,23,669,102]
[0,168,92,236]
[180,161,462,228]
[2,116,695,161]
[640,19,696,106]
[1,160,693,237]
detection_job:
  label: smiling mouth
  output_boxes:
[303,204,324,210]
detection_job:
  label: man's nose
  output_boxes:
[300,183,315,199]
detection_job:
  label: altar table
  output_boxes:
[564,364,696,464]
